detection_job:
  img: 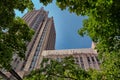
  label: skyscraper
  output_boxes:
[9,7,56,78]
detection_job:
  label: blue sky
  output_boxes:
[15,0,92,50]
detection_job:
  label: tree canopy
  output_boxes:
[0,0,34,70]
[24,56,91,80]
[39,0,120,79]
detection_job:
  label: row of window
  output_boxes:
[31,13,44,30]
[75,56,98,64]
[47,55,99,69]
[29,19,49,70]
[12,57,20,70]
[22,11,31,21]
[21,12,45,70]
[24,11,36,23]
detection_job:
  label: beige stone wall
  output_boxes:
[91,42,96,49]
[41,48,100,70]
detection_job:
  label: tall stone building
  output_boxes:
[19,7,56,72]
[1,7,56,79]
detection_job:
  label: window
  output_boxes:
[29,61,36,71]
[80,57,84,69]
[91,57,95,63]
[81,63,84,69]
[87,57,91,68]
[87,57,90,63]
[75,57,79,64]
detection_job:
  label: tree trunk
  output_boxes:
[0,70,9,80]
[9,69,22,80]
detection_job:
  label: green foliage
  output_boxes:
[40,0,53,6]
[0,0,33,27]
[40,0,120,79]
[24,56,91,80]
[0,0,34,70]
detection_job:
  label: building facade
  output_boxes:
[2,7,56,79]
[41,48,100,70]
[20,7,56,72]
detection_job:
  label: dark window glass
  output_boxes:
[91,57,95,62]
[75,57,79,63]
[87,57,90,63]
[81,63,84,69]
[80,57,84,69]
[80,57,83,62]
